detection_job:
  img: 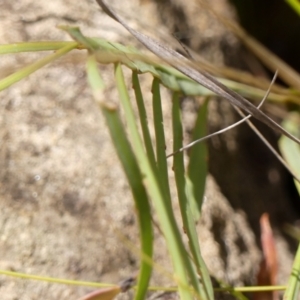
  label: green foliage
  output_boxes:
[0,25,212,299]
[281,4,300,299]
[279,113,300,300]
[279,113,300,194]
[82,24,212,297]
[286,0,300,16]
[2,22,300,300]
[283,243,300,300]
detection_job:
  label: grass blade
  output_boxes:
[172,92,213,300]
[286,0,300,16]
[152,78,172,207]
[114,62,195,300]
[0,269,112,288]
[279,113,300,193]
[132,71,157,171]
[0,41,76,54]
[0,42,77,91]
[196,0,300,90]
[95,0,300,146]
[59,26,300,106]
[187,98,209,217]
[86,56,153,300]
[283,243,300,300]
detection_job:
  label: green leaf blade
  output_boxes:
[0,42,77,91]
[114,62,195,300]
[284,243,300,300]
[171,92,213,300]
[132,71,157,173]
[0,41,75,54]
[152,78,172,208]
[279,112,300,194]
[187,98,209,217]
[87,56,153,300]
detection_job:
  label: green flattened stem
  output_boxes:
[132,71,157,172]
[86,55,153,300]
[59,26,100,51]
[171,93,213,300]
[187,98,209,219]
[59,26,298,103]
[285,0,300,16]
[279,112,300,194]
[280,113,300,300]
[114,62,195,300]
[152,78,172,208]
[0,41,75,54]
[0,42,77,91]
[284,243,300,300]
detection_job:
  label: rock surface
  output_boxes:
[0,1,296,299]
